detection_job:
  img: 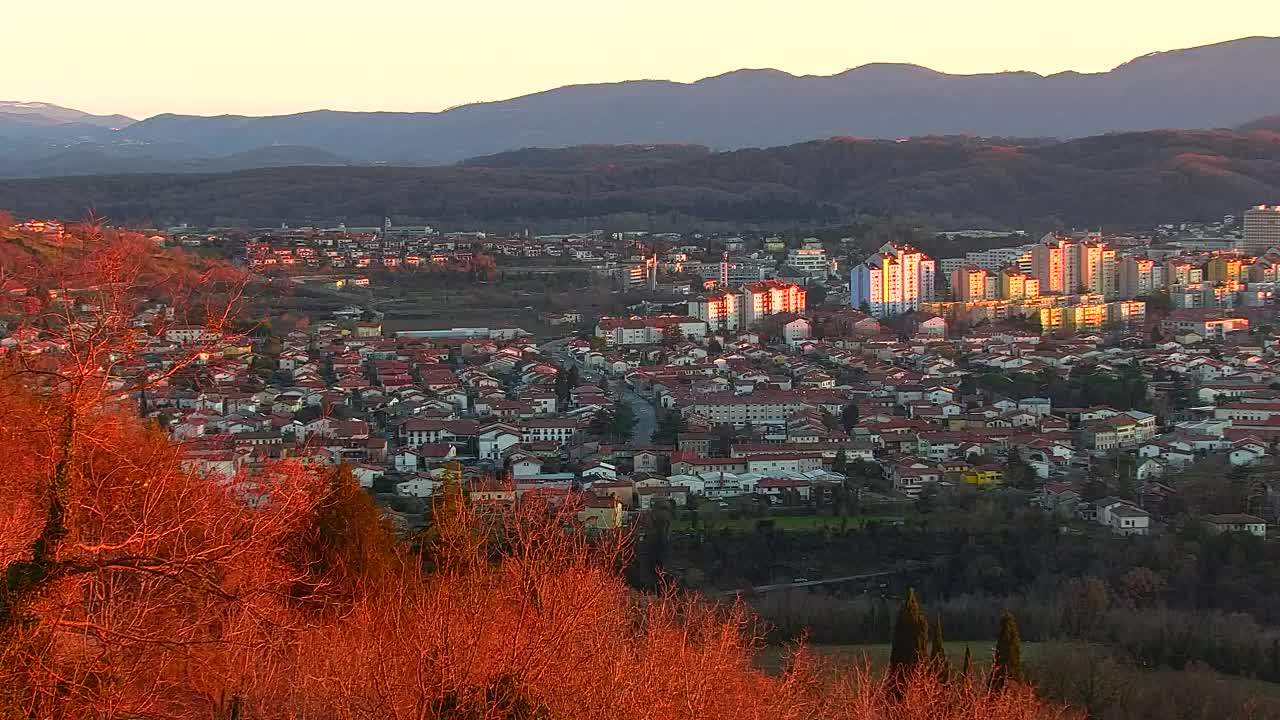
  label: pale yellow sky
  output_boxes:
[6,1,1278,119]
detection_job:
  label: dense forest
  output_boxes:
[1,128,1278,230]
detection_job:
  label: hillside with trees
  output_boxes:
[1,127,1277,230]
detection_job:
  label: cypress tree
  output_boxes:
[889,588,929,691]
[420,461,484,576]
[287,464,398,612]
[929,614,949,679]
[990,609,1025,691]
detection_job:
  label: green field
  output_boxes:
[753,641,1038,674]
[754,641,1280,701]
[672,514,899,532]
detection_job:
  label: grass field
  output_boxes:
[672,514,900,532]
[753,641,1040,674]
[754,641,1280,701]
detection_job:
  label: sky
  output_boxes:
[6,1,1279,120]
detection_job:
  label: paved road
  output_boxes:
[623,389,656,446]
[719,562,928,596]
[538,336,652,442]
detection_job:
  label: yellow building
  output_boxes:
[1038,306,1066,332]
[1071,303,1108,332]
[1207,256,1243,284]
[950,265,988,302]
[1024,276,1041,300]
[962,466,1005,487]
[1001,269,1026,300]
[1038,302,1108,333]
[578,495,624,529]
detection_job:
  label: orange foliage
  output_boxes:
[0,223,1069,719]
[1,420,1070,718]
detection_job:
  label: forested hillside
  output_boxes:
[1,128,1277,230]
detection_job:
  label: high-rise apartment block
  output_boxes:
[1000,269,1040,301]
[741,280,806,325]
[687,290,740,331]
[687,279,805,330]
[1033,234,1119,298]
[1032,234,1078,294]
[1242,206,1280,254]
[949,266,989,303]
[1118,257,1156,299]
[1077,242,1117,298]
[1206,256,1244,284]
[850,242,936,318]
[1165,260,1204,286]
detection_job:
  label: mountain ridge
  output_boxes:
[3,36,1278,175]
[2,126,1277,230]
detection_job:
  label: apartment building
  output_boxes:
[1242,205,1280,254]
[595,315,708,346]
[850,242,936,318]
[1160,309,1250,340]
[680,391,830,428]
[1032,234,1077,294]
[687,290,740,331]
[785,246,831,277]
[1207,255,1245,284]
[1118,257,1156,299]
[949,265,989,302]
[740,280,806,325]
[1078,242,1118,298]
[997,268,1040,301]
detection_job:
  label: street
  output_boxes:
[540,336,655,446]
[622,389,656,446]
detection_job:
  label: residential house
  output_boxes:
[1203,514,1267,538]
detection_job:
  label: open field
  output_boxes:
[753,641,1041,674]
[754,641,1280,702]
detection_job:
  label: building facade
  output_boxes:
[1242,205,1280,254]
[949,266,989,302]
[850,242,936,318]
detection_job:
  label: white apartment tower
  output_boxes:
[850,242,936,318]
[1032,234,1077,294]
[1077,242,1118,298]
[1118,257,1156,300]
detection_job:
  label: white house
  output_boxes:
[392,449,421,473]
[1204,514,1266,538]
[509,454,546,480]
[1230,447,1265,466]
[395,477,437,498]
[1108,504,1151,536]
[781,317,813,348]
[478,423,523,461]
[1134,458,1165,481]
[351,464,384,489]
[581,462,619,481]
[1095,497,1151,536]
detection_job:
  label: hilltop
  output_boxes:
[1,126,1278,229]
[1,36,1279,176]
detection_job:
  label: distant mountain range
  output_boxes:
[2,36,1279,178]
[3,126,1277,230]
